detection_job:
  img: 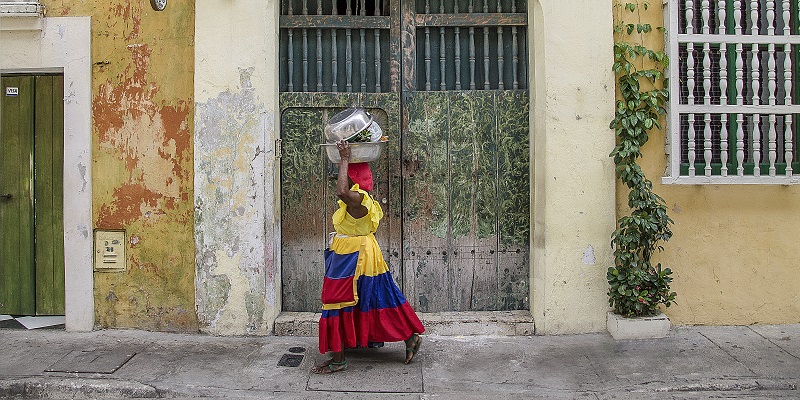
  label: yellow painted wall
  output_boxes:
[615,1,800,325]
[44,1,197,331]
[530,0,618,334]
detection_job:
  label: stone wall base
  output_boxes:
[274,311,536,337]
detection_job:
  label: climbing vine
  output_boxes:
[608,1,676,317]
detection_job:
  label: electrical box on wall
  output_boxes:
[94,230,126,272]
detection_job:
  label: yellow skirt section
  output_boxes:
[322,233,389,311]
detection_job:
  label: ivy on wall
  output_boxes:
[608,1,676,317]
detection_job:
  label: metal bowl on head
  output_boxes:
[324,107,374,143]
[321,140,388,164]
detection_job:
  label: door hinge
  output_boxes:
[275,138,282,158]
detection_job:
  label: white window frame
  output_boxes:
[664,0,800,184]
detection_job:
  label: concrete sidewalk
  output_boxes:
[0,324,798,399]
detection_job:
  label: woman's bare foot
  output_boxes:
[404,334,421,364]
[311,359,347,374]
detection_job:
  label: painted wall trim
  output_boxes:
[0,16,94,331]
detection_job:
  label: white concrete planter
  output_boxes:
[607,312,670,340]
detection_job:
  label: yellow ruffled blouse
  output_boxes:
[332,184,383,236]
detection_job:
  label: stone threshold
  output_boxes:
[274,311,535,336]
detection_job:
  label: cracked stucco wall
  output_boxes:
[194,0,280,335]
[46,1,198,331]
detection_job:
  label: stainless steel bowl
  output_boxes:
[321,140,388,163]
[324,107,374,143]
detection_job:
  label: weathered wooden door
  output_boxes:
[0,75,65,316]
[279,0,529,312]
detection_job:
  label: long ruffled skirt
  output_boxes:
[319,233,424,353]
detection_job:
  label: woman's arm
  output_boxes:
[336,140,368,219]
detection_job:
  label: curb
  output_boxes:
[0,377,159,399]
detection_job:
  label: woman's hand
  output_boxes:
[336,139,351,161]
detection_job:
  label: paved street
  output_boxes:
[0,324,798,399]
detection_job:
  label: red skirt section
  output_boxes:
[319,301,424,353]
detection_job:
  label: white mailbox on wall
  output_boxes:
[94,230,125,271]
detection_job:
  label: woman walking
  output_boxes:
[312,139,424,374]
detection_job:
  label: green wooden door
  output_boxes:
[33,75,66,316]
[0,75,65,316]
[279,0,529,312]
[0,76,36,315]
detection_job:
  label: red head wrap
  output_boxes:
[347,162,374,192]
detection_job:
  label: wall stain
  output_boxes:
[96,183,162,228]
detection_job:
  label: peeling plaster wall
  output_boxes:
[530,0,618,334]
[628,2,800,325]
[44,1,198,331]
[194,0,280,335]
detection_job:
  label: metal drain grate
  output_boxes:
[277,353,304,367]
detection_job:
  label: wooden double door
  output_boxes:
[0,75,65,316]
[279,0,530,312]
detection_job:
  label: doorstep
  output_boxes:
[274,311,535,336]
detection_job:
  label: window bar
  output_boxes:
[439,2,447,90]
[497,2,505,90]
[687,0,697,176]
[768,0,778,175]
[735,0,746,175]
[302,0,309,92]
[374,28,381,92]
[455,37,462,90]
[360,27,367,92]
[784,0,793,175]
[483,2,491,90]
[331,5,339,92]
[702,0,713,175]
[469,1,477,89]
[316,1,323,92]
[512,1,520,90]
[424,36,432,88]
[359,0,367,92]
[719,0,729,175]
[302,27,309,91]
[751,0,761,176]
[423,0,432,90]
[346,12,353,92]
[287,2,295,92]
[454,2,462,89]
[786,114,795,175]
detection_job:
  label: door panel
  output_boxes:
[403,91,529,311]
[496,90,530,310]
[280,94,401,312]
[34,75,66,315]
[0,76,36,315]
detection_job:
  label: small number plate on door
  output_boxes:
[5,87,19,96]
